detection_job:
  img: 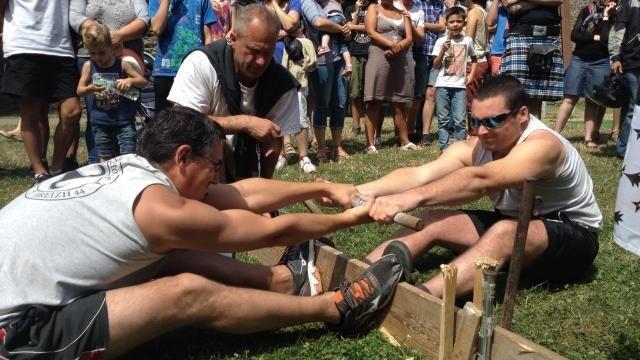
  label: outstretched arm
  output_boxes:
[135,185,372,253]
[204,178,358,213]
[368,130,565,223]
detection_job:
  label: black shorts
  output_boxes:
[1,54,79,102]
[463,210,599,283]
[0,292,109,360]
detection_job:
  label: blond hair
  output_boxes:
[82,22,112,49]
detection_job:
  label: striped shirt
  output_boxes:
[416,0,445,55]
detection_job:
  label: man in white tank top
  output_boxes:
[0,107,407,359]
[355,75,602,298]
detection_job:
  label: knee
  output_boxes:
[169,273,224,314]
[61,107,82,124]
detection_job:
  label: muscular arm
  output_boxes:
[273,2,300,33]
[150,0,170,36]
[204,178,355,212]
[357,139,473,197]
[135,185,370,253]
[407,133,563,207]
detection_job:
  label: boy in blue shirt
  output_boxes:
[77,23,148,163]
[149,0,217,112]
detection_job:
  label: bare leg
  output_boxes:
[38,102,50,160]
[295,129,310,158]
[393,102,411,146]
[365,101,381,147]
[554,95,578,133]
[408,96,424,135]
[20,97,49,174]
[5,119,22,137]
[584,98,604,142]
[51,97,81,172]
[351,98,362,131]
[422,86,436,136]
[528,99,542,120]
[612,107,621,139]
[104,274,341,358]
[420,219,549,297]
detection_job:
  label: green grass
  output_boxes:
[1,106,638,360]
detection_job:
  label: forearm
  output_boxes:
[424,21,445,33]
[274,5,298,32]
[313,17,343,33]
[210,114,250,134]
[150,2,170,35]
[434,51,444,68]
[230,178,333,213]
[357,166,428,197]
[76,85,93,97]
[203,25,213,44]
[351,24,366,32]
[129,75,147,88]
[411,166,499,207]
[115,19,148,42]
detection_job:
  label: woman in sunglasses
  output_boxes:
[358,74,602,299]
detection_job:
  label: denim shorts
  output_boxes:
[93,122,137,158]
[563,56,610,98]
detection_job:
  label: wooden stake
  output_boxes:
[439,264,457,360]
[452,302,482,360]
[473,257,499,310]
[501,181,536,331]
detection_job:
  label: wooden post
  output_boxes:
[473,257,500,310]
[452,302,482,360]
[501,181,536,330]
[561,0,572,70]
[439,264,457,360]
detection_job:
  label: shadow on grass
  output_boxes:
[609,333,640,360]
[0,166,32,177]
[123,326,329,359]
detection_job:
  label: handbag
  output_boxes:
[526,44,556,73]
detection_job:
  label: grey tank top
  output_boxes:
[474,116,603,232]
[0,155,176,326]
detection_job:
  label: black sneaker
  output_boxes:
[420,134,432,146]
[279,239,323,296]
[327,253,403,337]
[63,157,79,173]
[33,172,50,185]
[382,240,415,284]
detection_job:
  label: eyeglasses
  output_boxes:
[198,154,224,172]
[469,109,517,130]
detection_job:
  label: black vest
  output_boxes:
[197,40,299,179]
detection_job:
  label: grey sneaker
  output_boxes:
[374,136,382,148]
[279,239,323,296]
[383,240,415,284]
[327,253,403,337]
[420,134,432,146]
[33,172,50,185]
[275,154,287,171]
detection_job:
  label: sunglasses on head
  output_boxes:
[469,109,518,130]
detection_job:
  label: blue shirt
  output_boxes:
[300,0,340,65]
[417,0,445,55]
[490,6,508,56]
[149,0,217,77]
[272,0,302,64]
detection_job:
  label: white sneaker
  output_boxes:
[275,154,287,171]
[299,156,317,173]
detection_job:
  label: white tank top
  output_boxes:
[0,155,176,326]
[473,116,603,232]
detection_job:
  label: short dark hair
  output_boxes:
[445,6,467,21]
[138,107,226,165]
[475,74,529,112]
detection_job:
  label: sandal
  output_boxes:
[365,145,379,154]
[585,139,599,148]
[284,142,296,155]
[333,147,351,161]
[610,130,619,142]
[316,146,330,163]
[400,142,422,151]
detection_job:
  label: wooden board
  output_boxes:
[249,244,567,360]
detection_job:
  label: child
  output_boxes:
[432,6,476,151]
[77,23,147,163]
[317,0,353,75]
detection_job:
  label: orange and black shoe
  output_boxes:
[327,253,403,337]
[279,239,323,296]
[383,240,415,284]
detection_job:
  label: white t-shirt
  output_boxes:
[2,0,75,58]
[167,51,301,138]
[432,36,474,89]
[394,0,425,30]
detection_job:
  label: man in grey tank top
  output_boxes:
[0,107,407,359]
[356,75,602,299]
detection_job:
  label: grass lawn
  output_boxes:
[1,105,638,360]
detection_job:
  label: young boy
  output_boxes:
[432,6,476,151]
[317,0,353,75]
[77,23,147,163]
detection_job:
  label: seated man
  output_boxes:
[358,75,602,297]
[168,5,300,179]
[0,107,405,359]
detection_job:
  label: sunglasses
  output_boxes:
[469,109,517,130]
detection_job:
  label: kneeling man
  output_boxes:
[360,75,602,297]
[0,107,404,359]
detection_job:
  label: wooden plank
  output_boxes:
[439,265,457,360]
[452,302,482,360]
[248,244,566,360]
